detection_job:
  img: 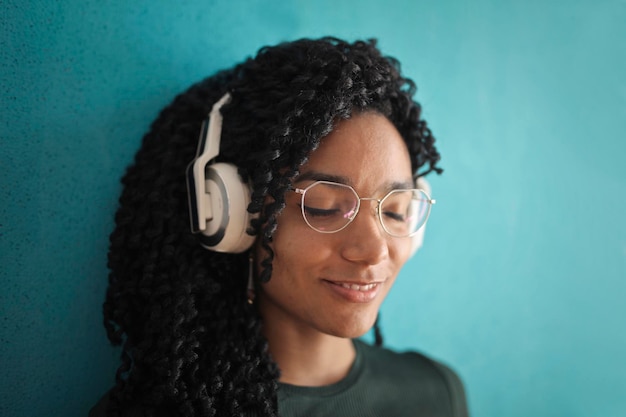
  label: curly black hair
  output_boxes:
[102,37,442,417]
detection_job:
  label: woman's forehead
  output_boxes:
[297,113,413,190]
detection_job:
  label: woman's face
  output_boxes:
[257,112,414,339]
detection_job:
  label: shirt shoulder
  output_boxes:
[355,340,470,417]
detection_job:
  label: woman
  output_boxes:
[91,37,469,417]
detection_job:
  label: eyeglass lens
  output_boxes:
[300,181,431,236]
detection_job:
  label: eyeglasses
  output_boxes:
[291,180,435,237]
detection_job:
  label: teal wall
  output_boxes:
[2,1,624,416]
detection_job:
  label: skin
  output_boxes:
[256,112,414,386]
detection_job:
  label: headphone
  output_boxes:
[186,93,257,253]
[410,176,432,257]
[186,93,432,255]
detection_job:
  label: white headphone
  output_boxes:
[186,93,432,255]
[186,93,257,253]
[410,176,432,257]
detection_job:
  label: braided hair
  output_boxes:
[103,37,441,417]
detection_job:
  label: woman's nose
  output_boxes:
[339,200,389,264]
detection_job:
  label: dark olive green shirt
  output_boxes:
[275,339,468,417]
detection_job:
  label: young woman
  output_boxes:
[91,37,469,417]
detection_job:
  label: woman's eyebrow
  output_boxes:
[388,180,415,191]
[294,171,350,184]
[295,171,414,191]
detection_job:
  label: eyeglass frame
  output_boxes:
[289,180,436,237]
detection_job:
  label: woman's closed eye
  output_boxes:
[382,210,407,222]
[302,205,341,218]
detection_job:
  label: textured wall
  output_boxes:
[1,1,625,416]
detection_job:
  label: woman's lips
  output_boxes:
[338,282,377,291]
[323,280,383,303]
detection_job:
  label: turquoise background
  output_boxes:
[2,0,625,416]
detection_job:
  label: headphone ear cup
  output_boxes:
[409,221,426,257]
[409,177,432,257]
[197,163,257,253]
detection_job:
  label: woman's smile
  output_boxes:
[322,279,385,303]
